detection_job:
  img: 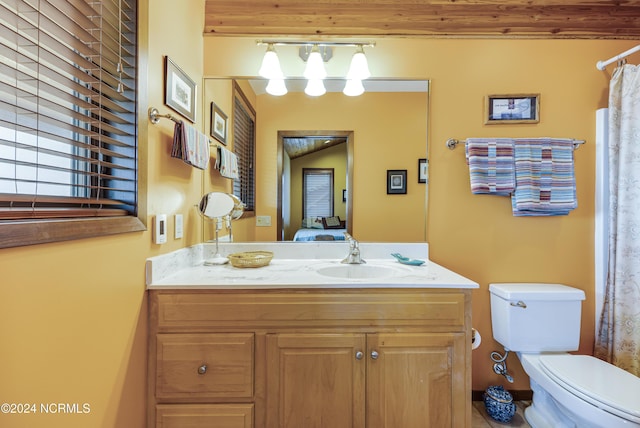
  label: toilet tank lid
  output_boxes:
[489,283,586,301]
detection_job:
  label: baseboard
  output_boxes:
[472,389,533,401]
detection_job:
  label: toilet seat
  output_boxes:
[539,354,640,423]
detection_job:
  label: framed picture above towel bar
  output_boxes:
[485,94,539,125]
[210,102,228,145]
[164,57,196,123]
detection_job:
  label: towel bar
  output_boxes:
[446,138,585,151]
[148,107,180,124]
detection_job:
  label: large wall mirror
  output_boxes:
[202,77,430,243]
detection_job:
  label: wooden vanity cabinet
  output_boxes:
[148,288,472,428]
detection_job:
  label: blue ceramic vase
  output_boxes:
[483,385,516,423]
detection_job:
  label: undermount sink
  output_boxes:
[316,264,408,280]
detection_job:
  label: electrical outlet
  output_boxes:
[256,215,271,227]
[174,214,183,239]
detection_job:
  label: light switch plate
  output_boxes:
[174,214,183,239]
[154,214,167,244]
[256,215,271,227]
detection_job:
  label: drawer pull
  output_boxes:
[197,364,208,375]
[355,351,364,360]
[371,350,379,360]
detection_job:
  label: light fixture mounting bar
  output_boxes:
[257,40,375,48]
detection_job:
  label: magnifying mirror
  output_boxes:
[198,192,238,265]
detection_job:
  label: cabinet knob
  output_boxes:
[197,364,208,374]
[355,351,364,360]
[370,350,379,360]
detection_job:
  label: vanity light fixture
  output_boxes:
[303,45,328,80]
[346,45,371,80]
[305,78,326,97]
[343,79,365,97]
[256,40,375,96]
[258,43,284,79]
[266,78,288,96]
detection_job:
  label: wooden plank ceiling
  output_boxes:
[205,0,640,39]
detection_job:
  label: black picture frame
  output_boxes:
[210,102,228,145]
[418,158,428,183]
[387,170,407,194]
[164,56,196,123]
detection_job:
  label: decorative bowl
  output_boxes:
[227,251,273,268]
[483,385,516,423]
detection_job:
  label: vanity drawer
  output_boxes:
[156,404,253,428]
[153,290,467,330]
[156,333,254,401]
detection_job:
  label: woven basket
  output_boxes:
[227,251,274,268]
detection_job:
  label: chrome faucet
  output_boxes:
[341,233,365,264]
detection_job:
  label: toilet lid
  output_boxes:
[539,354,640,422]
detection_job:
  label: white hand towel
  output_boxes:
[216,145,239,179]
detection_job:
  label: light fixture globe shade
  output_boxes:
[266,78,288,96]
[346,49,371,80]
[343,79,364,96]
[259,46,283,79]
[304,79,326,96]
[303,47,327,80]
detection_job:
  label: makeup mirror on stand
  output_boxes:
[198,192,244,265]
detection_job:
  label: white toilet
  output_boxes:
[489,283,640,428]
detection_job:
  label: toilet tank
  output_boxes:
[489,283,586,352]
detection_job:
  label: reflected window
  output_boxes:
[232,82,255,211]
[303,168,334,218]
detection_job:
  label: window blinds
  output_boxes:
[303,168,334,218]
[0,0,137,220]
[232,85,255,211]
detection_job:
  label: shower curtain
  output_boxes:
[595,63,640,377]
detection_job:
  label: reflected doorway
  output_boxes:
[277,130,354,241]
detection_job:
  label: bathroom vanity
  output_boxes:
[146,243,478,428]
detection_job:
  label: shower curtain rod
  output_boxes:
[596,44,640,70]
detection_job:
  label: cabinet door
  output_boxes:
[265,333,366,428]
[366,332,467,428]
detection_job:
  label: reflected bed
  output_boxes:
[293,228,347,241]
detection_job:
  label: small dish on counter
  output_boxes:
[391,253,426,266]
[228,251,274,268]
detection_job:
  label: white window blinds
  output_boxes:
[0,0,138,221]
[303,168,334,218]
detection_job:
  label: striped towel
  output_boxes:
[511,138,577,216]
[465,138,515,195]
[171,120,210,170]
[216,145,239,179]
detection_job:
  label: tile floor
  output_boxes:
[472,401,532,428]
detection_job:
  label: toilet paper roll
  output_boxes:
[471,328,481,350]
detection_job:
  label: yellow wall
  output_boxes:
[288,143,348,240]
[0,1,208,427]
[0,14,636,428]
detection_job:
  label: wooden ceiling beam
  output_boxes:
[204,1,640,38]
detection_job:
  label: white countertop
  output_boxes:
[146,242,478,290]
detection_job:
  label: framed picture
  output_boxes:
[418,158,428,183]
[164,57,196,122]
[210,102,228,145]
[485,94,539,124]
[387,170,407,194]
